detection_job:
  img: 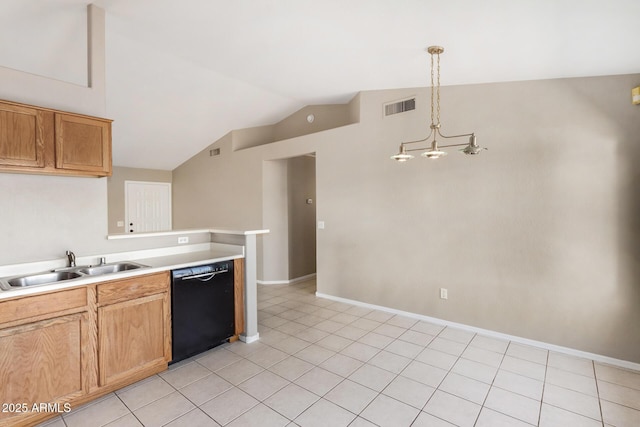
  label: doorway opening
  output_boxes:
[261,154,316,290]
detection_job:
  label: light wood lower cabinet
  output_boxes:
[0,315,88,403]
[0,271,170,427]
[0,288,92,427]
[0,266,243,426]
[97,273,171,387]
[234,258,245,337]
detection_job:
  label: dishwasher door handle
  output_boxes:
[181,270,229,281]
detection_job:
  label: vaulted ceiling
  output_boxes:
[3,0,639,170]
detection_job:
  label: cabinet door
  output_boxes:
[55,113,111,175]
[98,292,170,386]
[0,313,89,423]
[0,102,46,168]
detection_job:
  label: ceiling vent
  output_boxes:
[384,97,416,117]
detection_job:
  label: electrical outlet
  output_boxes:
[440,288,448,300]
[178,236,189,244]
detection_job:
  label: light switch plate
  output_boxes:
[318,221,325,229]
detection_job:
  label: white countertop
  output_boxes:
[136,248,243,270]
[0,244,244,301]
[107,228,269,240]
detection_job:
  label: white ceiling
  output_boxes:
[4,0,640,170]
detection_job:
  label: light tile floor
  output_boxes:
[39,279,640,427]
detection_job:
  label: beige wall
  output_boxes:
[107,167,173,234]
[262,159,290,280]
[273,104,354,142]
[0,5,112,265]
[288,155,316,279]
[0,5,189,264]
[0,173,108,264]
[0,5,105,117]
[173,73,640,363]
[231,103,357,150]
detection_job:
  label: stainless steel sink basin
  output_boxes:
[76,262,147,276]
[6,271,83,288]
[0,261,149,291]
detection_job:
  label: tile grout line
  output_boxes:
[421,326,479,423]
[592,360,606,427]
[473,338,511,427]
[536,347,550,427]
[343,313,438,425]
[254,304,384,425]
[109,391,143,426]
[270,301,411,424]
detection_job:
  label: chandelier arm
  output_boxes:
[401,128,435,145]
[404,147,431,153]
[437,142,470,148]
[437,129,475,139]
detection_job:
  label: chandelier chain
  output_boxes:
[430,52,435,125]
[436,51,441,126]
[429,50,442,127]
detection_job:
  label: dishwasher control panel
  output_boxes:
[172,261,232,280]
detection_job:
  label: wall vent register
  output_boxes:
[384,97,416,116]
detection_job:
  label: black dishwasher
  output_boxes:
[171,260,235,364]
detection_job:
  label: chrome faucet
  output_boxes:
[66,250,76,267]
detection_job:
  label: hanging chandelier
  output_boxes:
[391,46,486,162]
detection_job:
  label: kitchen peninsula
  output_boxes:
[0,228,267,427]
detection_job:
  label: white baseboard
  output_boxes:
[258,273,316,286]
[239,333,260,344]
[316,292,640,372]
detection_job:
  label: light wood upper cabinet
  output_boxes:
[0,100,112,177]
[55,113,111,175]
[0,103,47,168]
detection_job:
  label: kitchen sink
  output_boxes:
[0,261,149,291]
[5,271,83,288]
[76,262,147,276]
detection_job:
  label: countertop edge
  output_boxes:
[107,228,270,240]
[0,250,244,301]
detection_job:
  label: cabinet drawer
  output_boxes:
[97,272,169,306]
[0,287,87,326]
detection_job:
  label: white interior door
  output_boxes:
[125,181,172,233]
